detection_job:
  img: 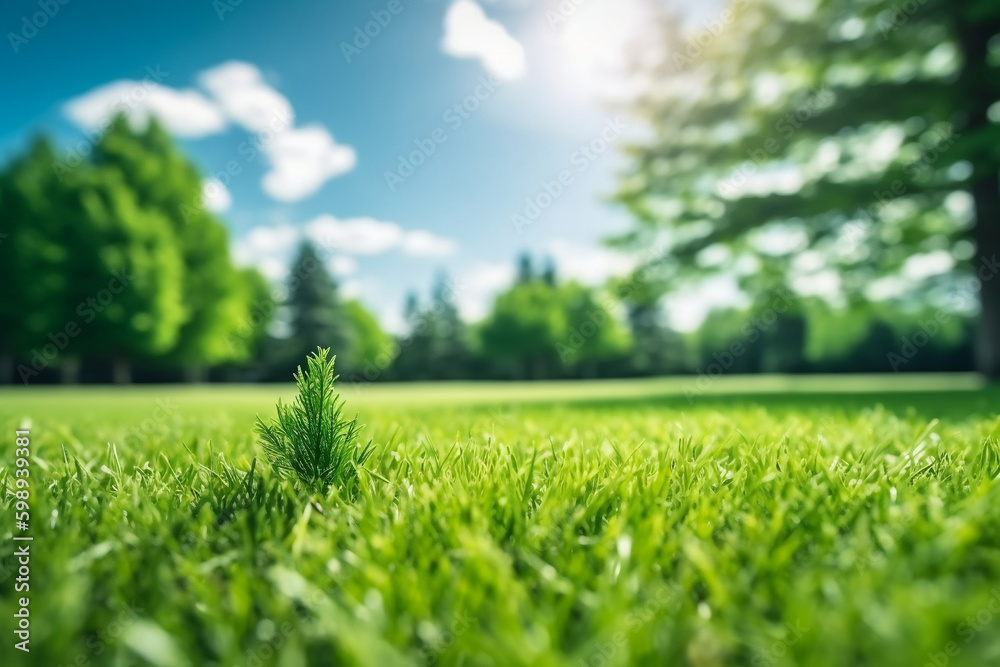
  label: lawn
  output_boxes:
[2,374,1000,666]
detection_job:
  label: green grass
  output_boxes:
[2,375,1000,666]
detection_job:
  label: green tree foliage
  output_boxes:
[226,268,276,363]
[426,273,472,379]
[391,275,471,380]
[612,274,689,375]
[616,0,1000,373]
[342,299,394,377]
[558,283,632,375]
[1,137,186,383]
[1,119,269,382]
[0,139,72,366]
[285,242,351,365]
[480,281,567,379]
[93,117,253,370]
[479,272,630,379]
[60,165,187,367]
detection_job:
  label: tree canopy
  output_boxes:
[615,0,1000,372]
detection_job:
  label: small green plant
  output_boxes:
[255,347,373,493]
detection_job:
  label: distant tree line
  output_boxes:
[0,118,974,384]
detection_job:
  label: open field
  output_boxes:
[2,375,1000,666]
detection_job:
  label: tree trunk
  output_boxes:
[973,176,1000,377]
[112,354,131,384]
[955,17,1000,378]
[60,358,81,384]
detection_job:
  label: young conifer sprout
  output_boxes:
[255,347,373,493]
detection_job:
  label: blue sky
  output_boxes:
[1,0,722,331]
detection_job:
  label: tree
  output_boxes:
[516,252,534,284]
[62,165,187,382]
[557,284,631,377]
[480,281,567,379]
[615,0,1000,374]
[286,242,351,364]
[341,299,394,380]
[479,269,632,379]
[427,272,472,379]
[391,292,434,380]
[541,256,557,286]
[612,274,689,375]
[1,137,186,384]
[94,116,256,378]
[0,138,70,382]
[390,275,471,380]
[226,268,276,364]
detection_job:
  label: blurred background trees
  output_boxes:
[2,0,994,384]
[614,0,1000,374]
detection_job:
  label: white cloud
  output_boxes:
[329,255,358,277]
[260,125,357,201]
[63,80,226,137]
[201,178,232,213]
[454,261,515,321]
[197,62,356,203]
[304,215,457,257]
[442,1,526,80]
[305,215,404,255]
[546,239,635,286]
[401,229,459,258]
[66,61,357,204]
[232,223,301,280]
[233,216,455,286]
[197,61,295,132]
